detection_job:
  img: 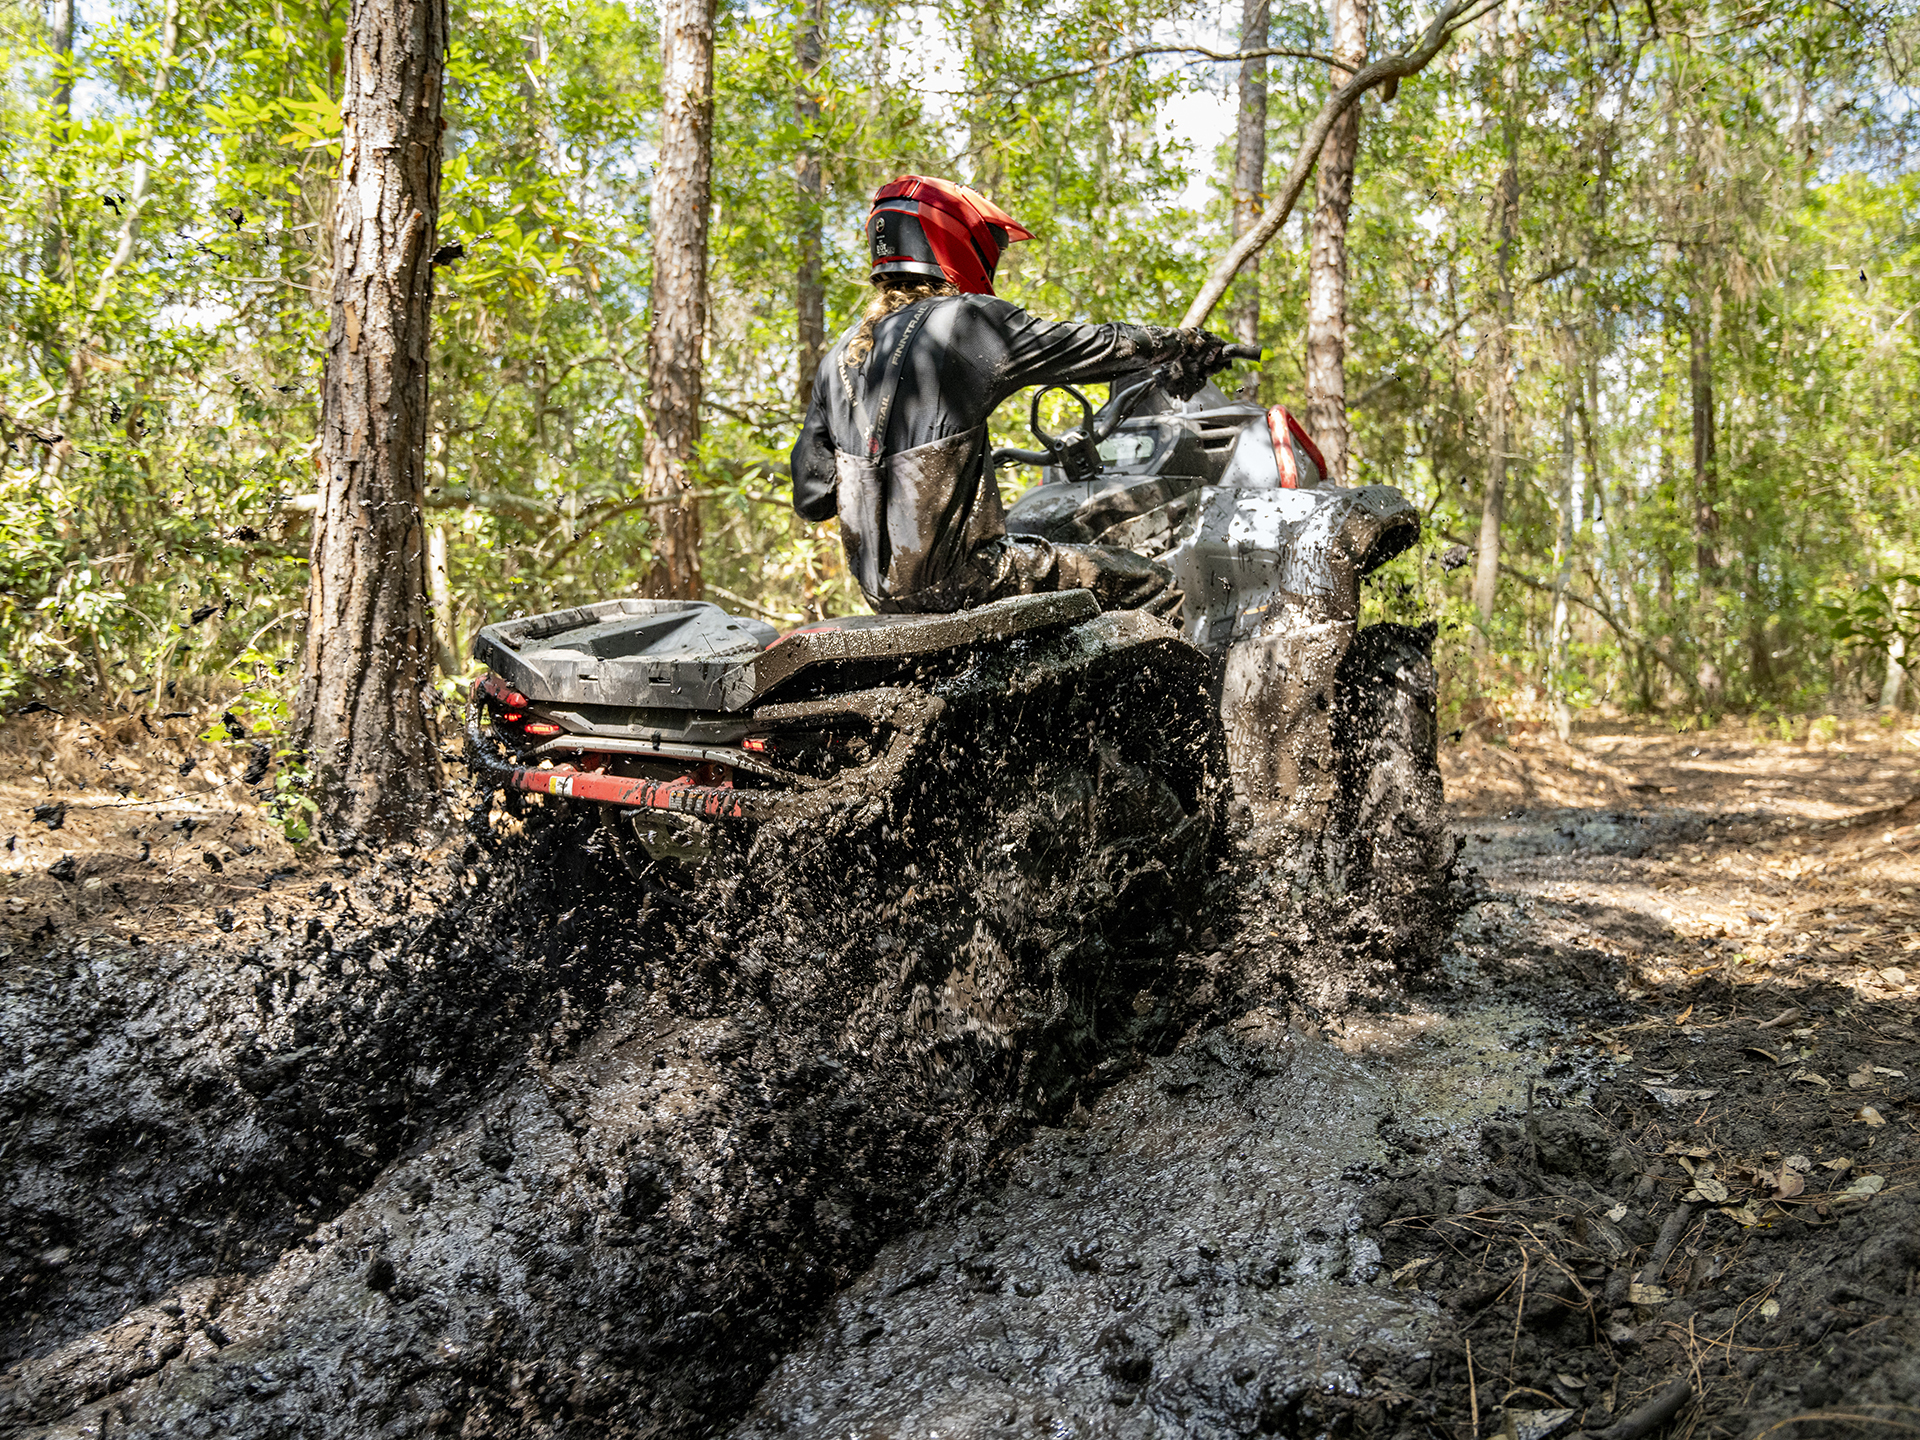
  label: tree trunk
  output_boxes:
[1471,5,1519,628]
[642,0,716,600]
[1688,277,1719,580]
[41,0,76,285]
[1548,372,1576,738]
[794,0,827,409]
[296,0,448,843]
[1305,0,1368,481]
[1230,0,1269,355]
[968,0,1004,194]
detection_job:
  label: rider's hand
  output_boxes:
[1163,329,1232,401]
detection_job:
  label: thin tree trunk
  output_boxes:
[794,0,826,408]
[296,0,448,842]
[642,0,716,600]
[427,523,458,675]
[1471,4,1520,628]
[968,0,1004,194]
[46,0,178,487]
[1305,0,1367,481]
[1230,0,1269,355]
[1548,364,1576,738]
[1881,583,1908,710]
[41,0,76,286]
[1688,275,1719,579]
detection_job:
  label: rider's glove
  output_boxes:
[1162,329,1232,401]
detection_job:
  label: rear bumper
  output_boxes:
[465,692,756,818]
[463,685,947,826]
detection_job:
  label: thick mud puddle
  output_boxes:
[735,997,1580,1438]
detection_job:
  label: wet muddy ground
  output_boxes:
[2,709,1917,1438]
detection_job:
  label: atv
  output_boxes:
[465,351,1450,958]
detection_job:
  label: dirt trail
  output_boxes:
[3,712,1917,1439]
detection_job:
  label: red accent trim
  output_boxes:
[1266,407,1299,489]
[501,764,748,819]
[1285,409,1328,479]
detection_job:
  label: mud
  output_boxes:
[733,1000,1566,1438]
[3,714,1916,1440]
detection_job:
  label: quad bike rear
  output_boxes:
[466,349,1453,996]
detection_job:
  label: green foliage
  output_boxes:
[1823,575,1920,663]
[0,0,1915,729]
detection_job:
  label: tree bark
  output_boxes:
[1230,0,1269,354]
[642,0,717,600]
[41,0,76,285]
[968,0,1004,194]
[1548,362,1576,738]
[1305,0,1367,481]
[794,0,827,408]
[1471,5,1520,628]
[296,0,448,842]
[1688,276,1719,580]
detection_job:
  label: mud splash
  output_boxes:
[734,997,1580,1438]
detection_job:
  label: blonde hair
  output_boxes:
[842,277,961,377]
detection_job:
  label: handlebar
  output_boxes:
[989,340,1264,476]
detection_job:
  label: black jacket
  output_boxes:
[789,295,1187,523]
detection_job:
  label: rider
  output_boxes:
[789,175,1232,617]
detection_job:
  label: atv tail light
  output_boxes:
[524,722,562,736]
[503,689,529,709]
[502,710,525,722]
[741,737,770,753]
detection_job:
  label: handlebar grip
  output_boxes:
[1222,343,1263,361]
[992,446,1056,468]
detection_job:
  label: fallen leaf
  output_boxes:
[1502,1409,1577,1440]
[1771,1170,1806,1200]
[1789,1070,1831,1088]
[1685,1177,1730,1202]
[1646,1085,1717,1105]
[1849,1062,1877,1090]
[1819,1158,1853,1173]
[1673,1004,1694,1026]
[1718,1202,1764,1228]
[1759,1298,1780,1320]
[1555,1374,1586,1390]
[1836,1173,1886,1203]
[1783,1155,1812,1173]
[1882,967,1909,985]
[1605,1204,1629,1223]
[1663,1143,1712,1158]
[1756,1007,1803,1029]
[1629,1282,1670,1305]
[1855,1106,1887,1127]
[1873,1066,1906,1077]
[1389,1257,1434,1289]
[1744,1046,1782,1065]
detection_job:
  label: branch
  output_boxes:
[989,43,1340,95]
[1456,535,1698,689]
[1180,0,1492,329]
[1352,309,1478,409]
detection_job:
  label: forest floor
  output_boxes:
[1,703,1917,1438]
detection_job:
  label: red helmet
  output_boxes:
[866,175,1034,296]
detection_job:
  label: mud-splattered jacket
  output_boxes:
[789,295,1186,606]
